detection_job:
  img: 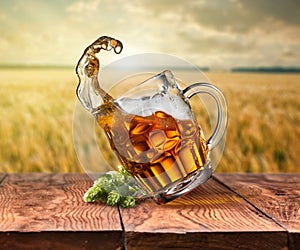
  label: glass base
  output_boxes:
[151,161,212,204]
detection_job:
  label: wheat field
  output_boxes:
[0,68,299,173]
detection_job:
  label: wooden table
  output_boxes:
[0,173,299,250]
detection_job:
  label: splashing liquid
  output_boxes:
[76,36,208,198]
[76,36,123,111]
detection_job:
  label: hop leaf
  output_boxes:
[118,165,131,177]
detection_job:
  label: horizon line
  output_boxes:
[0,63,300,73]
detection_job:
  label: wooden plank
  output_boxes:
[215,173,300,250]
[214,174,300,230]
[119,178,287,250]
[0,173,123,250]
[0,174,6,184]
[0,232,120,250]
[124,232,287,250]
[290,233,300,250]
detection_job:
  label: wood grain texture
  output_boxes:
[0,173,122,249]
[214,174,300,231]
[214,173,300,250]
[0,174,6,184]
[1,173,297,250]
[120,178,286,249]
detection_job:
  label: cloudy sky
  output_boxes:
[0,0,299,69]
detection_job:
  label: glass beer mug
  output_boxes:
[76,36,227,204]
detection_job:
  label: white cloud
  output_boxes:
[0,0,299,68]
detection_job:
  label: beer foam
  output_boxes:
[115,93,192,120]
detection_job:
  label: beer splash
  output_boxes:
[76,36,208,202]
[76,36,123,112]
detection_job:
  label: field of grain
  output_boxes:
[209,72,299,173]
[0,68,299,173]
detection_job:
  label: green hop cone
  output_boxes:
[120,196,136,208]
[83,165,143,208]
[83,185,106,203]
[106,190,121,206]
[94,175,111,189]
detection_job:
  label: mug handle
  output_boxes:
[183,83,228,150]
